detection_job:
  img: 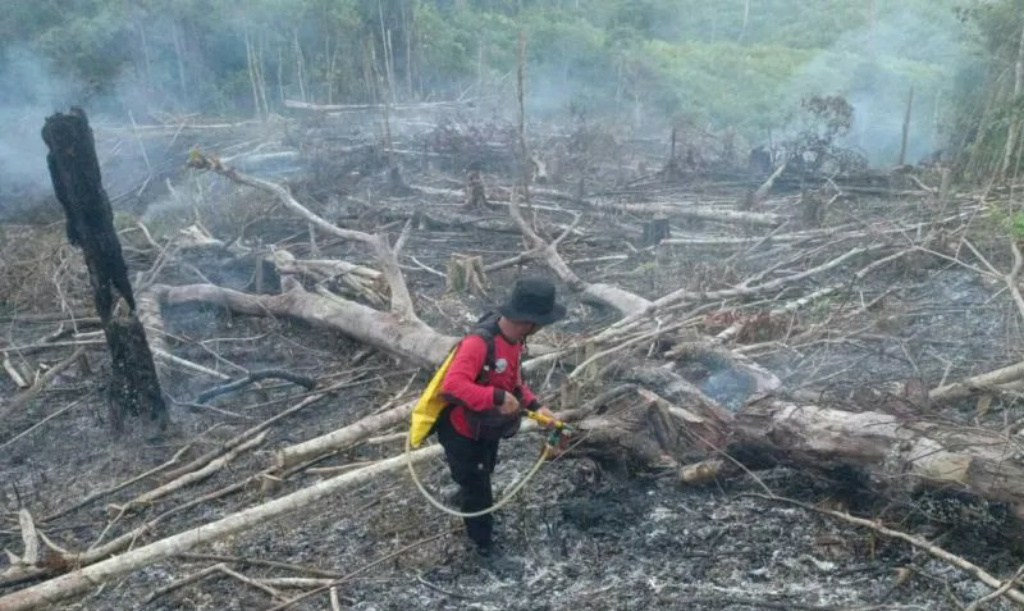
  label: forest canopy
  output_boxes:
[0,0,1022,170]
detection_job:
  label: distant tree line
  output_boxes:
[1,0,1021,173]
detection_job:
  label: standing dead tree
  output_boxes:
[41,108,166,431]
[1002,21,1024,180]
[898,87,914,167]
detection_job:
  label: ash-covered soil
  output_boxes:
[3,310,1021,611]
[4,116,1024,610]
[40,437,1024,611]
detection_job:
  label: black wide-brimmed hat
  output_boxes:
[498,277,566,325]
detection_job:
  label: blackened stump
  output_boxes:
[641,218,671,247]
[42,108,167,431]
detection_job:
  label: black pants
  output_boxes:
[436,416,500,547]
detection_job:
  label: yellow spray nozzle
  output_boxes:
[524,409,571,432]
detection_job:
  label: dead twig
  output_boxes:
[0,347,86,420]
[111,431,267,513]
[416,572,476,600]
[964,563,1024,610]
[163,392,328,480]
[177,553,342,579]
[195,369,317,404]
[263,529,458,611]
[217,564,284,600]
[0,392,95,452]
[2,354,29,388]
[139,563,226,606]
[43,442,193,522]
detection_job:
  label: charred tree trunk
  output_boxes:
[641,218,671,247]
[664,127,681,182]
[1002,22,1024,180]
[732,397,1024,511]
[41,108,167,431]
[799,189,823,227]
[898,86,914,167]
[464,163,488,210]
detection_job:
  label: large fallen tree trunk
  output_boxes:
[0,447,445,611]
[592,199,785,227]
[732,398,1024,509]
[152,283,453,368]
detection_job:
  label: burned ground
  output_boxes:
[1,110,1024,610]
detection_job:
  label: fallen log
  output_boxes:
[187,152,417,322]
[930,360,1024,403]
[152,283,454,369]
[275,400,413,469]
[593,199,785,227]
[0,447,444,611]
[284,99,471,113]
[268,250,378,279]
[732,398,1024,509]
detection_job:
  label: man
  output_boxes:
[437,277,565,555]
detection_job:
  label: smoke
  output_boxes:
[782,5,968,165]
[0,43,192,222]
[0,47,75,208]
[510,4,969,167]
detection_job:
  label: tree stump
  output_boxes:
[464,161,487,210]
[446,254,488,296]
[736,188,756,211]
[386,165,413,196]
[42,108,167,431]
[641,218,671,247]
[800,189,824,227]
[530,153,548,184]
[939,167,952,206]
[748,146,772,176]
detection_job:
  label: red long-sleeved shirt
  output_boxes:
[440,332,538,439]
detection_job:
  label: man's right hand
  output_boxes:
[498,391,520,416]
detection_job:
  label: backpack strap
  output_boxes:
[468,312,500,383]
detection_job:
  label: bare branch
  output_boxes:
[186,152,418,321]
[508,191,653,316]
